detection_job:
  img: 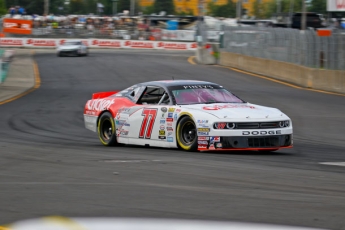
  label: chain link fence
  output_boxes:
[220,26,345,71]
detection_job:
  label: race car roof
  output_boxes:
[140,80,218,87]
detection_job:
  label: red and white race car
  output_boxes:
[84,80,293,151]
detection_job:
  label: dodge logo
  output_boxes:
[242,130,281,135]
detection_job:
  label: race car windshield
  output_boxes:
[172,88,244,105]
[63,42,81,45]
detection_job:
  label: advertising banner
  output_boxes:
[327,0,345,11]
[0,38,197,50]
[3,18,32,35]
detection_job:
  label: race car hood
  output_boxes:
[179,103,286,120]
[58,45,80,50]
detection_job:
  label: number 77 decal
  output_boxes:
[139,108,158,139]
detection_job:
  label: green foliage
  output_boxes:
[69,0,84,14]
[262,0,303,18]
[175,9,194,16]
[143,4,155,15]
[252,0,265,18]
[153,0,175,15]
[308,0,327,15]
[0,0,7,15]
[207,0,236,18]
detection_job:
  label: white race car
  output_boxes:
[57,40,88,57]
[83,80,293,152]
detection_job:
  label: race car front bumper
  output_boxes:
[197,134,292,151]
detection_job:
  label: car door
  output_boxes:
[122,85,176,147]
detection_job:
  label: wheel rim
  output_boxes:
[101,119,113,140]
[181,121,196,145]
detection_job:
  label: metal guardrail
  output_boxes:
[220,26,345,71]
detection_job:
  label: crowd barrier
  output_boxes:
[0,38,197,50]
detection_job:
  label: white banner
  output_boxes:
[327,0,345,11]
[0,38,197,51]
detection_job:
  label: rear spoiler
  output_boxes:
[92,91,119,99]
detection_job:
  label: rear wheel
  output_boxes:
[98,112,118,146]
[176,116,198,151]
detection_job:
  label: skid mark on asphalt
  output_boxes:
[319,162,345,167]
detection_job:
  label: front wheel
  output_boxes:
[176,116,198,151]
[98,112,118,146]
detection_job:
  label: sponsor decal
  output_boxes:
[242,130,282,135]
[92,39,121,47]
[198,136,210,140]
[87,99,115,111]
[167,122,173,126]
[160,125,165,130]
[174,113,178,120]
[162,113,165,118]
[209,144,215,150]
[160,120,165,124]
[197,128,210,132]
[0,39,24,46]
[86,111,96,115]
[27,39,56,47]
[168,113,173,118]
[197,120,208,123]
[203,104,256,110]
[198,141,208,145]
[167,131,173,136]
[158,136,166,140]
[157,42,188,50]
[159,130,166,135]
[120,130,129,135]
[198,124,210,127]
[167,137,173,142]
[216,143,223,148]
[124,40,154,48]
[198,132,209,136]
[161,107,168,113]
[215,122,226,129]
[166,118,173,122]
[168,108,175,112]
[198,145,207,149]
[210,136,220,143]
[115,120,126,126]
[175,109,181,113]
[166,127,173,131]
[183,85,214,89]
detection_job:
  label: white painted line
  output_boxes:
[319,162,345,167]
[99,159,162,163]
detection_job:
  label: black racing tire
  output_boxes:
[98,112,118,146]
[176,116,198,151]
[57,52,62,57]
[84,50,88,56]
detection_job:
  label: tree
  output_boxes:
[262,0,303,18]
[252,0,265,18]
[308,0,326,15]
[0,0,7,15]
[207,0,236,18]
[153,0,174,15]
[69,0,85,14]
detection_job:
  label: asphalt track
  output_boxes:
[1,49,345,229]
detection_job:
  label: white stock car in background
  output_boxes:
[83,80,293,152]
[56,40,88,57]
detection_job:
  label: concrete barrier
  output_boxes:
[220,52,345,94]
